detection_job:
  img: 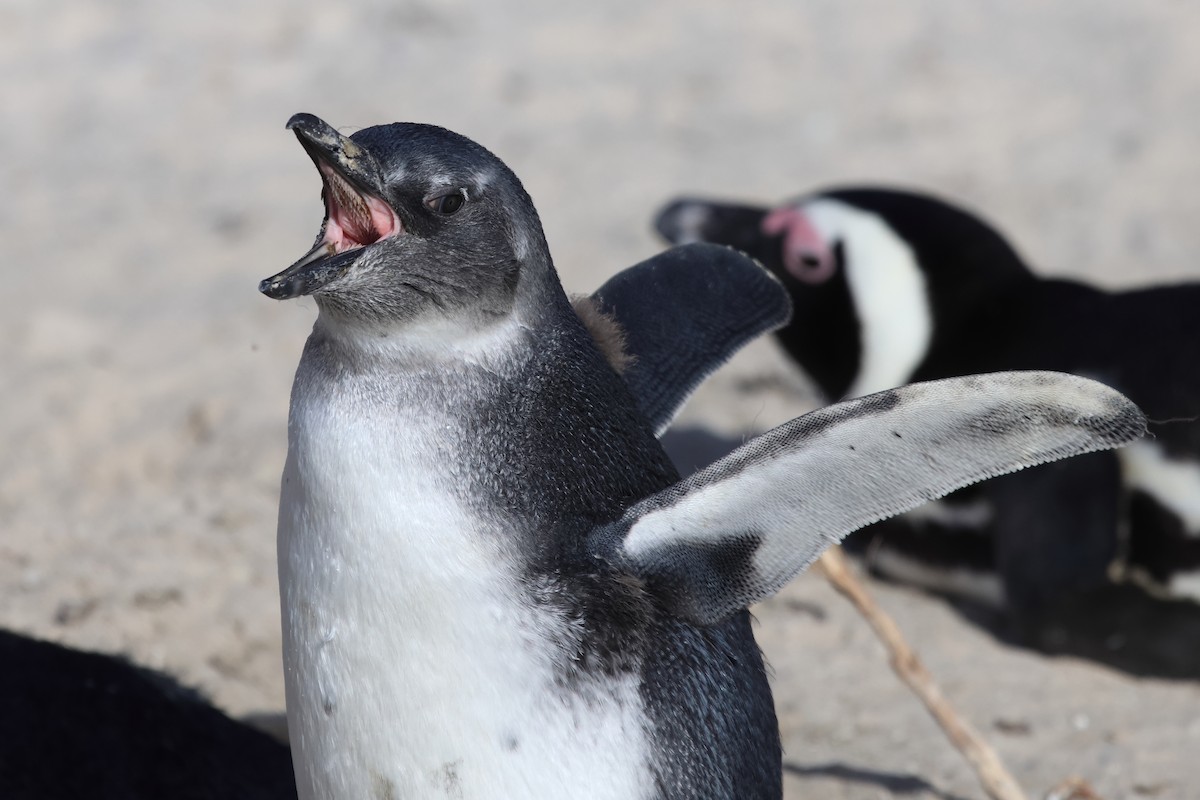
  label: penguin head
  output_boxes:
[260,113,552,331]
[654,188,1034,400]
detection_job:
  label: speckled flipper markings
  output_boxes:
[261,114,1145,800]
[593,372,1145,626]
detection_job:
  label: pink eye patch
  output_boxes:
[760,205,836,284]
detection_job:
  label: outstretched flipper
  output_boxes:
[592,371,1145,625]
[587,243,792,435]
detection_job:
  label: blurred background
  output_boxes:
[3,2,1198,797]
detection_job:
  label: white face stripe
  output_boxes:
[802,198,933,398]
[1119,440,1200,536]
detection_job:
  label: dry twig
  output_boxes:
[1044,777,1103,800]
[818,545,1028,800]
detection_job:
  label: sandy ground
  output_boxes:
[3,1,1200,797]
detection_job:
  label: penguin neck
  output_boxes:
[307,252,569,367]
[311,299,528,370]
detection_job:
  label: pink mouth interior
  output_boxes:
[320,163,401,252]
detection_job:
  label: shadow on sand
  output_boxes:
[783,761,973,800]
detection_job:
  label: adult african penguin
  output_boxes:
[261,115,1144,800]
[656,187,1200,625]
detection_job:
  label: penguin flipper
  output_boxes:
[589,242,792,436]
[596,372,1145,626]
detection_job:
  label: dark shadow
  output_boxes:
[881,570,1200,682]
[0,629,297,799]
[990,584,1200,680]
[663,424,1200,682]
[783,761,973,800]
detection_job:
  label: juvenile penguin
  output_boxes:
[655,188,1200,622]
[261,115,1144,799]
[0,247,787,800]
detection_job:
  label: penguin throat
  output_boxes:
[320,163,402,252]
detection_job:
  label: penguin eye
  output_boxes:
[426,190,466,216]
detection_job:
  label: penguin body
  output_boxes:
[263,118,1144,799]
[0,233,788,800]
[279,306,785,799]
[655,188,1200,618]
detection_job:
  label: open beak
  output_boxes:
[259,113,403,300]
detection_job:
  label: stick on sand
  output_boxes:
[818,545,1029,800]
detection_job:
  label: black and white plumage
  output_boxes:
[261,116,1144,799]
[655,187,1200,625]
[0,248,789,799]
[0,226,787,800]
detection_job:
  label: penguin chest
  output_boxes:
[277,400,654,800]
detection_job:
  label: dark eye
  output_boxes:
[426,190,466,215]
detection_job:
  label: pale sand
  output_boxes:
[3,2,1199,797]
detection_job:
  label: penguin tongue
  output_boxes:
[320,163,400,251]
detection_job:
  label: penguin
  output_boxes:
[260,114,1144,800]
[654,187,1200,625]
[0,236,787,800]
